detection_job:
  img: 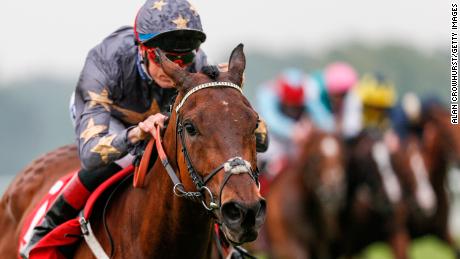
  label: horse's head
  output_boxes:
[423,104,460,166]
[158,44,265,244]
[348,131,402,212]
[296,121,346,212]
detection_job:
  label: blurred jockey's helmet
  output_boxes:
[357,73,397,109]
[276,68,307,106]
[324,62,358,95]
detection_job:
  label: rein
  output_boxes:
[82,81,260,259]
[134,81,259,212]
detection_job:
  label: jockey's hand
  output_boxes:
[128,113,168,144]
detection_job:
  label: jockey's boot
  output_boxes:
[19,174,91,258]
[20,163,122,258]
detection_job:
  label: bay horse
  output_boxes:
[0,44,266,258]
[264,121,347,259]
[394,101,460,256]
[342,130,409,259]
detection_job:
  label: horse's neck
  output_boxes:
[149,118,213,255]
[422,123,448,177]
[108,122,212,258]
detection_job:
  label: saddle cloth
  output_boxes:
[18,165,134,259]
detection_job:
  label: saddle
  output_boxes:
[18,166,134,259]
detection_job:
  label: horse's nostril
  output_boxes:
[257,199,266,218]
[221,202,243,222]
[221,200,266,230]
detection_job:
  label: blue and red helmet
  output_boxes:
[276,68,307,106]
[134,0,206,53]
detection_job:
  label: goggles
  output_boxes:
[143,46,196,68]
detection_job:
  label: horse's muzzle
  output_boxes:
[220,199,266,243]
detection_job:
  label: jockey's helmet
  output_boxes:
[134,0,206,53]
[324,62,358,95]
[356,73,397,109]
[276,68,307,107]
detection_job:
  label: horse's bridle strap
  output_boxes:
[154,125,183,188]
[175,81,242,112]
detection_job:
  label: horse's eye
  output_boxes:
[184,123,197,136]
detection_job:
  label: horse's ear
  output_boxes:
[156,49,190,89]
[228,43,246,86]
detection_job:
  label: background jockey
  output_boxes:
[257,68,331,181]
[390,92,424,141]
[336,72,397,142]
[21,0,209,257]
[389,92,444,150]
[321,62,361,138]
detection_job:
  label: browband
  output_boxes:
[175,81,242,112]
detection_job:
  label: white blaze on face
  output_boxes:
[372,142,402,204]
[222,101,229,106]
[320,137,339,158]
[410,151,436,215]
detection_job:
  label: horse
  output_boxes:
[394,101,460,256]
[341,129,409,259]
[0,44,266,258]
[264,121,347,259]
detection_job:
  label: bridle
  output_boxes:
[81,81,260,259]
[157,81,260,212]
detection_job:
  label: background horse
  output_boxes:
[0,44,266,258]
[394,101,460,256]
[264,122,346,259]
[342,130,409,259]
[0,145,80,257]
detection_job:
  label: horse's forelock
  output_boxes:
[200,65,220,80]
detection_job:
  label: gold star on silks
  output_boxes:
[172,14,189,29]
[79,118,108,144]
[90,135,120,163]
[188,2,198,16]
[151,0,167,11]
[112,100,161,125]
[88,89,113,112]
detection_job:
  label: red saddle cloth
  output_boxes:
[18,165,134,259]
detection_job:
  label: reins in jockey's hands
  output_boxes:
[128,113,169,144]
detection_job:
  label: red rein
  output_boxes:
[133,125,166,188]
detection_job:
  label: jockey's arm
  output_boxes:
[75,55,136,171]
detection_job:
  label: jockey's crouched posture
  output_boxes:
[20,0,268,257]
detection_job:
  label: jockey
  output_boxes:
[321,62,361,138]
[390,92,423,140]
[351,73,397,139]
[257,68,332,178]
[21,0,210,257]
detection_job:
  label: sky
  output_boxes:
[0,0,449,82]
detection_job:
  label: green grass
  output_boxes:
[361,236,456,259]
[254,236,458,259]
